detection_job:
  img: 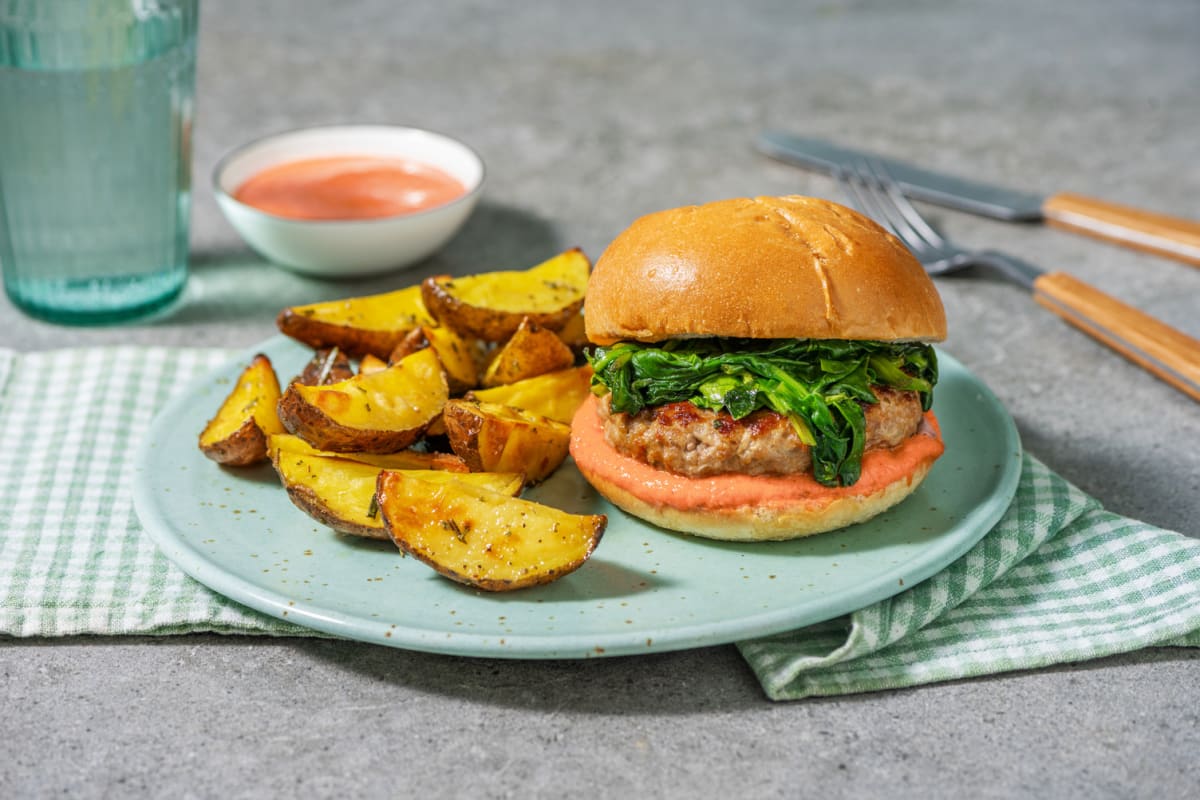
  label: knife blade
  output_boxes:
[757,131,1200,266]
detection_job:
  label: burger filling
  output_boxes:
[596,386,923,479]
[586,338,938,488]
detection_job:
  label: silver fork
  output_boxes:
[836,160,1200,403]
[839,160,1041,290]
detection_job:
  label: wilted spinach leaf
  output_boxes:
[587,338,937,487]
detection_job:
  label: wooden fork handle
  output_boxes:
[1033,271,1200,402]
[1042,192,1200,267]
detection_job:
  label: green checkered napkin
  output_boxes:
[0,347,309,638]
[2,347,1198,700]
[739,458,1200,699]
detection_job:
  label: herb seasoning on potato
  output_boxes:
[200,249,607,591]
[198,353,286,466]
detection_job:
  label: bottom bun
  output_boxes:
[569,395,944,542]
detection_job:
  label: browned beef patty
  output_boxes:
[598,387,923,478]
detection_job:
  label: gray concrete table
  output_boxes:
[4,2,1198,796]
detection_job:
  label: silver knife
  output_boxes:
[757,131,1200,267]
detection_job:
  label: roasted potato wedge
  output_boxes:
[481,317,575,388]
[443,399,571,484]
[425,413,447,438]
[296,347,355,386]
[199,354,286,466]
[274,451,522,540]
[467,365,593,424]
[420,248,590,341]
[278,348,448,453]
[390,324,485,395]
[554,311,588,359]
[377,471,606,590]
[267,433,468,472]
[358,353,389,375]
[276,285,434,359]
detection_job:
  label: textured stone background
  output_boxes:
[4,2,1198,796]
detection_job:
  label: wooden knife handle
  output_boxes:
[1033,271,1200,402]
[1042,192,1200,267]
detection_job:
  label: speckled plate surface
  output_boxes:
[133,336,1021,659]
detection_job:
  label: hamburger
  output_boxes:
[569,195,947,541]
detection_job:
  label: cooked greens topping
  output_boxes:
[586,338,938,487]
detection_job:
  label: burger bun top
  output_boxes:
[584,195,947,345]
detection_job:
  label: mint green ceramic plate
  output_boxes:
[133,336,1021,658]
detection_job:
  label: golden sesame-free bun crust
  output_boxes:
[584,195,947,345]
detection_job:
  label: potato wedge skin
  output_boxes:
[277,388,423,453]
[278,348,448,453]
[200,418,271,467]
[481,317,575,388]
[267,433,469,472]
[296,347,355,386]
[276,285,433,359]
[420,248,590,342]
[277,455,391,539]
[199,354,286,466]
[377,471,606,591]
[467,365,592,424]
[443,399,571,484]
[274,451,522,540]
[387,325,429,362]
[389,324,484,395]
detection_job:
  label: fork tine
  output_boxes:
[835,164,898,236]
[862,158,947,250]
[834,164,872,217]
[836,162,929,257]
[856,162,925,249]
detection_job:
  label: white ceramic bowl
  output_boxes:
[213,125,484,277]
